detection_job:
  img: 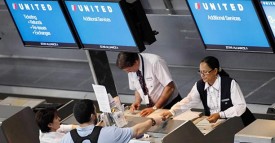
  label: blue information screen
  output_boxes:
[64,1,138,52]
[261,1,275,38]
[186,0,273,52]
[5,0,78,48]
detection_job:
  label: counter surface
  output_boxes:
[235,119,275,143]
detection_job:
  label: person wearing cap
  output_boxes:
[61,99,163,143]
[161,56,255,126]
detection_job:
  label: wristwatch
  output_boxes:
[152,106,158,110]
[150,118,156,126]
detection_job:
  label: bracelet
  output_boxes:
[150,118,156,126]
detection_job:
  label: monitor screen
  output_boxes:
[186,0,274,53]
[4,0,79,48]
[258,0,275,45]
[63,0,151,52]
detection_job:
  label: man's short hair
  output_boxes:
[116,52,139,69]
[35,108,57,133]
[73,99,96,124]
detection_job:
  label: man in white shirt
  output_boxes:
[116,52,182,117]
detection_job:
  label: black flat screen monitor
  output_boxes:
[4,0,79,48]
[257,0,275,47]
[62,0,156,52]
[186,0,274,53]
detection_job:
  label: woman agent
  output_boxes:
[162,56,255,126]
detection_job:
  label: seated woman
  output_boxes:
[35,108,77,143]
[161,56,255,126]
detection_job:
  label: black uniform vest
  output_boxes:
[196,76,255,126]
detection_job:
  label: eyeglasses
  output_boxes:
[198,69,213,75]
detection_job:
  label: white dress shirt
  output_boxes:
[170,76,246,118]
[128,53,178,106]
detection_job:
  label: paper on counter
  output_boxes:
[129,140,150,143]
[173,110,202,121]
[92,84,111,113]
[194,116,225,135]
[147,109,201,121]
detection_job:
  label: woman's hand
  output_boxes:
[161,110,173,120]
[207,113,220,123]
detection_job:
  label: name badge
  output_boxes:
[221,98,230,102]
[146,77,153,81]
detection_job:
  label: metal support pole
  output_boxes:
[85,50,118,97]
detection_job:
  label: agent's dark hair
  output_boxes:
[35,108,58,133]
[73,99,96,124]
[116,52,139,69]
[201,56,229,77]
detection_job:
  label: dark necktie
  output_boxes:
[136,70,154,107]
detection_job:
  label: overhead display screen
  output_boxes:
[4,0,79,48]
[260,1,275,40]
[64,0,141,52]
[186,0,274,53]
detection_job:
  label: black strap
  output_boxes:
[70,126,102,143]
[136,54,147,95]
[139,54,145,77]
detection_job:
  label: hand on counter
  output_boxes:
[207,113,220,123]
[160,110,173,120]
[140,107,155,117]
[130,102,140,113]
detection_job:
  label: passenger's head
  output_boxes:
[35,108,61,133]
[199,56,229,85]
[116,52,140,73]
[73,99,97,124]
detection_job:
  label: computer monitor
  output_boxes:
[62,0,156,52]
[4,0,80,48]
[256,0,275,47]
[186,0,275,53]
